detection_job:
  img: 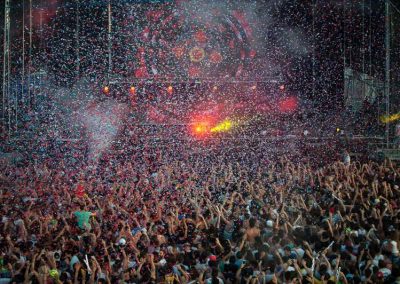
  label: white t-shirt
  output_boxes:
[294,247,305,258]
[373,254,384,267]
[344,153,351,165]
[391,241,399,255]
[379,267,392,278]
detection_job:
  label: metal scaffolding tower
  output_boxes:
[342,0,396,144]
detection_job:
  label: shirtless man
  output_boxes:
[245,218,260,243]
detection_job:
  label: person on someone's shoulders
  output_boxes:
[73,203,96,231]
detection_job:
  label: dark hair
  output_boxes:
[211,268,220,284]
[11,274,25,283]
[249,218,256,228]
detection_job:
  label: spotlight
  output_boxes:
[167,85,173,95]
[336,128,345,135]
[278,97,298,113]
[210,119,233,133]
[129,86,136,95]
[192,121,209,136]
[103,86,110,94]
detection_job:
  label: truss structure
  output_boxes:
[2,0,11,135]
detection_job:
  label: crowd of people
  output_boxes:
[1,141,399,284]
[1,0,398,283]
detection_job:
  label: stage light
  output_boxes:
[172,46,185,58]
[103,86,110,94]
[129,86,136,95]
[190,115,215,138]
[278,97,298,113]
[189,47,206,62]
[336,127,340,133]
[380,112,400,123]
[211,119,233,133]
[209,51,222,64]
[193,121,209,135]
[167,85,173,95]
[194,30,207,43]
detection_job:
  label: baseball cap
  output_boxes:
[209,255,217,262]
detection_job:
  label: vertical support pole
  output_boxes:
[22,0,25,105]
[312,0,316,98]
[362,0,365,74]
[362,0,366,114]
[343,0,347,97]
[3,0,11,136]
[2,0,6,133]
[7,4,11,137]
[349,1,353,68]
[28,0,32,108]
[369,0,372,76]
[17,0,26,133]
[108,0,112,80]
[38,8,43,113]
[76,0,80,79]
[385,0,391,147]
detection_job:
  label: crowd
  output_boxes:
[0,142,399,284]
[1,0,397,283]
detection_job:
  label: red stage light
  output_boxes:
[209,51,223,64]
[194,30,207,43]
[188,66,200,78]
[249,50,257,58]
[134,67,148,78]
[279,97,298,113]
[172,46,185,58]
